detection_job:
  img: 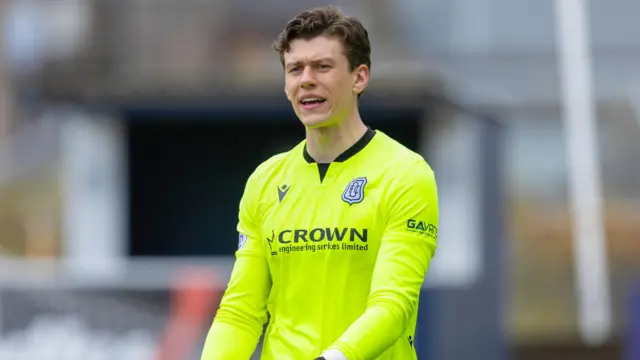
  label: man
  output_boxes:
[201,6,438,360]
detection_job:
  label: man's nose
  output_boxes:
[300,67,316,89]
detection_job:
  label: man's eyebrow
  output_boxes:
[285,58,335,69]
[285,60,303,69]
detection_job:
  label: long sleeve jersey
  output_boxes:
[202,129,439,360]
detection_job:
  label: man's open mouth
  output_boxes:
[300,97,326,105]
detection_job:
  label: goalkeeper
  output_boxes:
[202,5,439,360]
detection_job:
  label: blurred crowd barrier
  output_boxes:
[0,259,230,359]
[0,0,638,358]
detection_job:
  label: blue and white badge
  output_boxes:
[238,233,248,249]
[342,177,367,205]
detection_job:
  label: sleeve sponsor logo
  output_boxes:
[238,233,248,249]
[406,219,438,240]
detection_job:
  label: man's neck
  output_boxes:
[305,113,368,163]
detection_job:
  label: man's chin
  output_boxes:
[300,116,333,129]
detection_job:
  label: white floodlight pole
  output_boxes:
[554,0,612,346]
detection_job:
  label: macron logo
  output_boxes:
[278,184,290,203]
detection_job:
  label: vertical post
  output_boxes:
[61,112,128,277]
[554,0,612,346]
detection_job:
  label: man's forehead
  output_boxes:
[285,36,344,60]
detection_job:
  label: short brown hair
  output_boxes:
[273,6,371,73]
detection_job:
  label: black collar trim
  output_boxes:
[303,127,376,164]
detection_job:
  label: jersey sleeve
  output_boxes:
[201,171,271,360]
[328,159,438,360]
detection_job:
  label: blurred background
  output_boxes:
[0,0,638,359]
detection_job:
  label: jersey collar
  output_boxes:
[303,127,376,164]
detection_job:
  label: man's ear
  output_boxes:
[352,64,370,95]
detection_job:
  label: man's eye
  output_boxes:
[288,67,301,74]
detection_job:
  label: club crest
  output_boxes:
[342,177,367,205]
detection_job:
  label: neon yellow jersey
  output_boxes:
[202,129,439,360]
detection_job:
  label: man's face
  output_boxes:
[283,35,368,128]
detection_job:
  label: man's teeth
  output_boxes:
[302,98,324,103]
